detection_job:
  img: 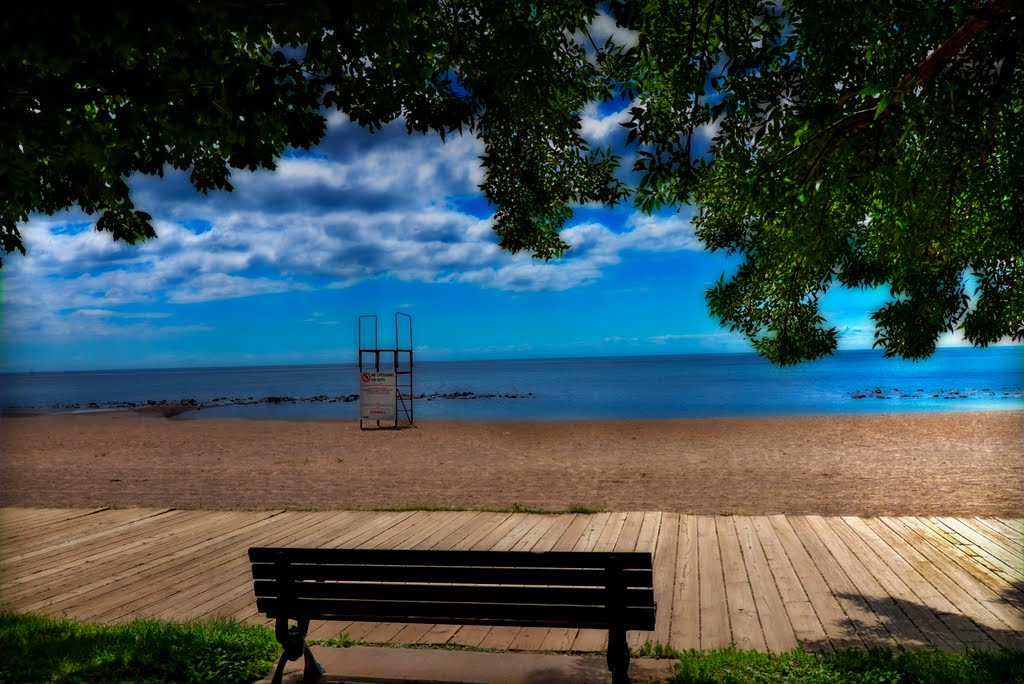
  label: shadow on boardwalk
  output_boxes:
[820,580,1024,653]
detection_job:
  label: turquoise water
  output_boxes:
[2,347,1021,420]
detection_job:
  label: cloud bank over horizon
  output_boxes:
[2,108,718,361]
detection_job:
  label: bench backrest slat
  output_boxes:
[255,597,655,630]
[248,547,654,570]
[252,579,654,607]
[251,563,653,587]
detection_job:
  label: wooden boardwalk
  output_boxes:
[1,508,1021,653]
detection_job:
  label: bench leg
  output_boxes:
[301,643,326,683]
[607,626,631,684]
[270,652,289,684]
[272,618,325,683]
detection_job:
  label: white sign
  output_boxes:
[360,371,396,421]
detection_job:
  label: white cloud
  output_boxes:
[4,112,706,341]
[4,306,211,340]
[648,331,751,352]
[74,309,172,320]
[579,102,633,145]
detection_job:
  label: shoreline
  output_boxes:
[4,400,1023,423]
[2,410,1020,516]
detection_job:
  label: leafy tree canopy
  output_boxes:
[3,1,1022,364]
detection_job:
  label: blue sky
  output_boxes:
[1,7,995,374]
[0,102,975,373]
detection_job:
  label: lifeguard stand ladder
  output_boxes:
[358,313,414,429]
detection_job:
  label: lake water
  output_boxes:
[1,347,1021,421]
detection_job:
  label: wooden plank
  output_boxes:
[405,512,516,647]
[412,512,515,646]
[750,517,827,651]
[0,507,117,546]
[343,513,482,647]
[668,515,700,651]
[540,513,615,653]
[906,517,1024,604]
[5,509,243,606]
[536,514,609,653]
[370,511,502,645]
[323,511,419,550]
[446,513,536,648]
[791,516,907,648]
[458,512,521,548]
[628,512,663,650]
[613,512,646,553]
[854,517,1000,651]
[475,515,557,650]
[880,517,1024,649]
[1,510,211,600]
[594,512,629,552]
[733,516,797,653]
[0,507,126,548]
[571,512,629,652]
[937,518,1019,581]
[296,512,409,643]
[157,511,380,624]
[971,518,1024,556]
[716,516,765,652]
[649,513,678,648]
[441,513,540,648]
[390,510,479,552]
[7,511,254,613]
[697,515,730,650]
[810,517,951,650]
[997,518,1024,535]
[338,511,471,644]
[3,508,181,561]
[949,518,1024,575]
[79,510,315,622]
[770,516,864,651]
[303,511,436,643]
[2,509,204,581]
[418,510,496,551]
[507,515,584,651]
[0,507,94,528]
[31,512,271,623]
[1,507,171,557]
[228,511,412,625]
[483,516,581,651]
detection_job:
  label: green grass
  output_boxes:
[642,643,1024,684]
[0,611,278,684]
[308,633,357,649]
[7,611,1021,684]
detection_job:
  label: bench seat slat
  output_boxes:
[255,597,656,630]
[248,547,654,570]
[253,580,655,607]
[251,563,653,587]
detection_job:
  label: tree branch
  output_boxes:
[898,0,1020,94]
[766,0,1019,174]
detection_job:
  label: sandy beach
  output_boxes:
[2,410,1020,516]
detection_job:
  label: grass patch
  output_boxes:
[0,611,278,684]
[658,644,1024,684]
[309,633,357,649]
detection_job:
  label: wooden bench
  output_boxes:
[249,547,656,684]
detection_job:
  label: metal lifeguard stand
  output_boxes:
[357,313,414,429]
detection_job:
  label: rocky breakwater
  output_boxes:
[849,386,1023,401]
[11,390,534,416]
